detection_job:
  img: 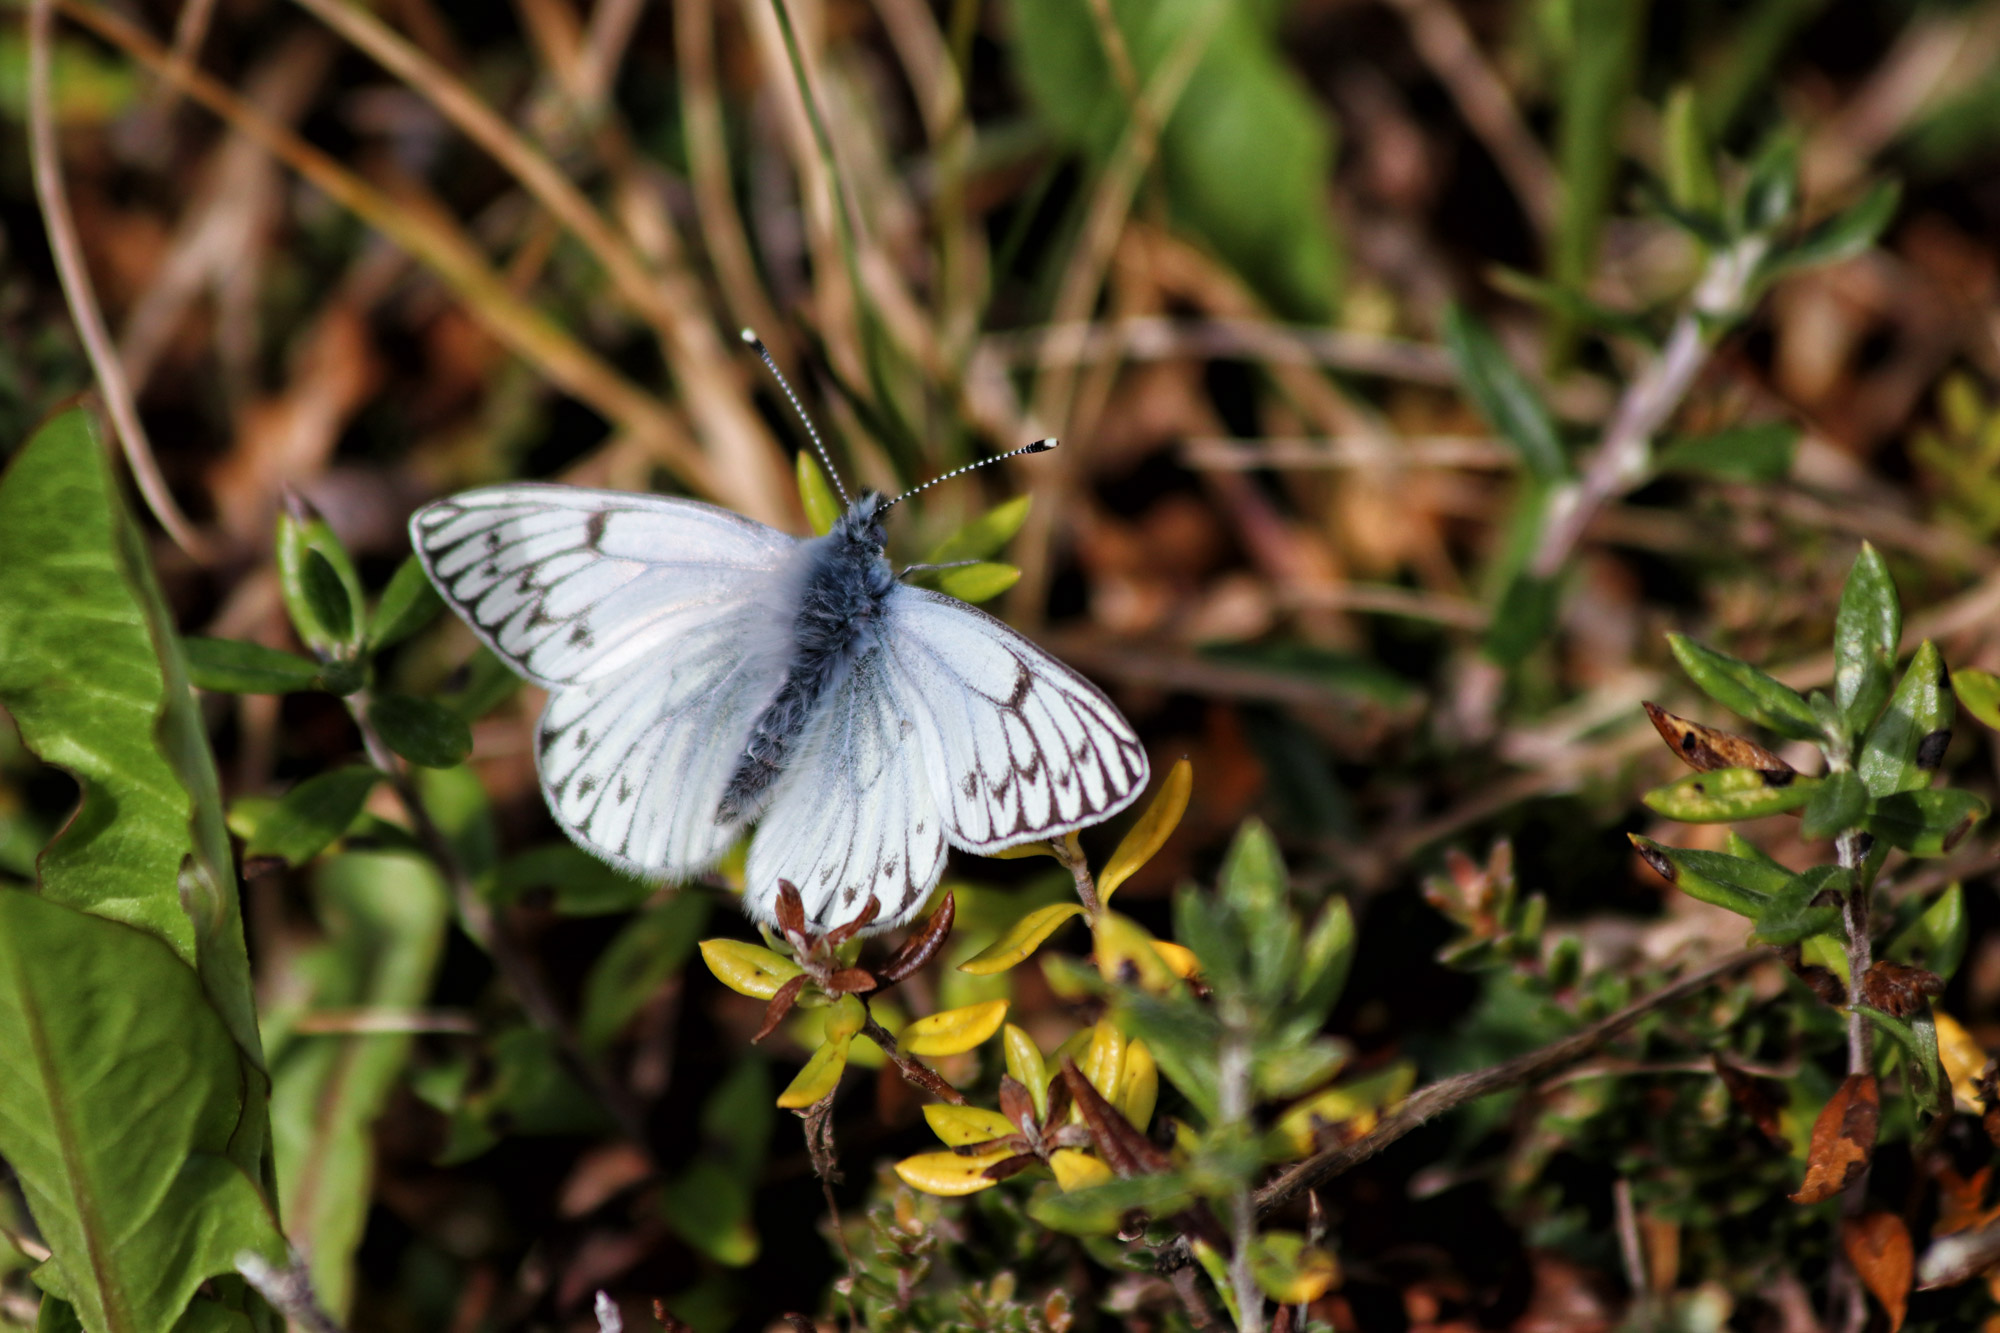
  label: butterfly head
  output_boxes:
[832,492,890,553]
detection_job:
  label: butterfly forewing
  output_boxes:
[411,485,798,879]
[884,587,1149,853]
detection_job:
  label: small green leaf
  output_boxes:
[1763,180,1900,281]
[1952,667,2000,732]
[277,512,363,657]
[1442,304,1567,480]
[1751,866,1848,947]
[1250,1232,1339,1304]
[1740,134,1799,234]
[795,452,841,536]
[1889,884,1967,985]
[1483,571,1562,668]
[181,637,330,694]
[937,562,1020,604]
[699,939,804,998]
[368,555,444,650]
[1856,1005,1947,1117]
[1857,641,1952,798]
[1666,634,1823,741]
[1661,83,1720,216]
[1868,788,1988,857]
[243,767,383,865]
[1655,423,1798,482]
[1026,1170,1196,1236]
[368,694,473,769]
[926,495,1032,565]
[1628,836,1788,918]
[1801,771,1870,840]
[579,898,708,1053]
[1643,767,1819,822]
[1833,544,1901,737]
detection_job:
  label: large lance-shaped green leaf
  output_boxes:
[1857,640,1953,798]
[0,409,259,1065]
[0,891,283,1333]
[269,853,448,1322]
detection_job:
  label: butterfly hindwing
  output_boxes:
[411,485,798,879]
[745,644,949,931]
[884,587,1149,853]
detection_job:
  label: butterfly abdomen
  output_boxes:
[718,499,894,822]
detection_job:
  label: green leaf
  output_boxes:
[491,844,652,916]
[579,897,709,1053]
[1801,770,1869,840]
[1661,83,1720,216]
[367,555,444,651]
[1013,0,1339,320]
[937,561,1021,604]
[795,451,841,537]
[369,694,473,769]
[1026,1169,1196,1236]
[270,853,448,1322]
[438,1028,616,1162]
[958,902,1086,975]
[1740,134,1800,234]
[1763,180,1900,282]
[0,891,285,1333]
[1832,543,1901,738]
[242,766,384,866]
[925,495,1032,565]
[1292,896,1354,1022]
[182,637,329,694]
[1442,304,1567,480]
[1867,788,1988,857]
[1856,1004,1947,1118]
[1643,767,1819,823]
[1750,866,1848,947]
[661,1062,772,1265]
[1482,570,1562,668]
[1655,423,1798,482]
[1889,884,1967,985]
[0,409,260,1061]
[1666,634,1823,741]
[1952,667,2000,732]
[1857,641,1952,798]
[277,512,363,658]
[1550,0,1648,358]
[1627,836,1789,918]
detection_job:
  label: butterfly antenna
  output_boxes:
[877,439,1058,515]
[741,329,851,507]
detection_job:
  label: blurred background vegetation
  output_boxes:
[6,0,2000,1328]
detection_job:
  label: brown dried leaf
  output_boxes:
[823,967,878,996]
[1842,1212,1912,1331]
[981,1153,1043,1182]
[998,1074,1037,1133]
[1934,1166,1998,1237]
[1781,945,1848,1006]
[752,974,808,1043]
[1713,1053,1790,1149]
[1860,962,1945,1018]
[1059,1056,1169,1178]
[1792,1074,1880,1204]
[824,895,881,948]
[776,880,807,939]
[1644,702,1795,775]
[876,892,956,986]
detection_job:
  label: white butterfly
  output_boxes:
[410,373,1149,936]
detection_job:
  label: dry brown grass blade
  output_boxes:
[285,0,794,524]
[28,0,213,560]
[60,0,719,500]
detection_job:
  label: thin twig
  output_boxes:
[1250,948,1767,1218]
[28,0,212,560]
[862,1011,967,1105]
[1528,236,1767,580]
